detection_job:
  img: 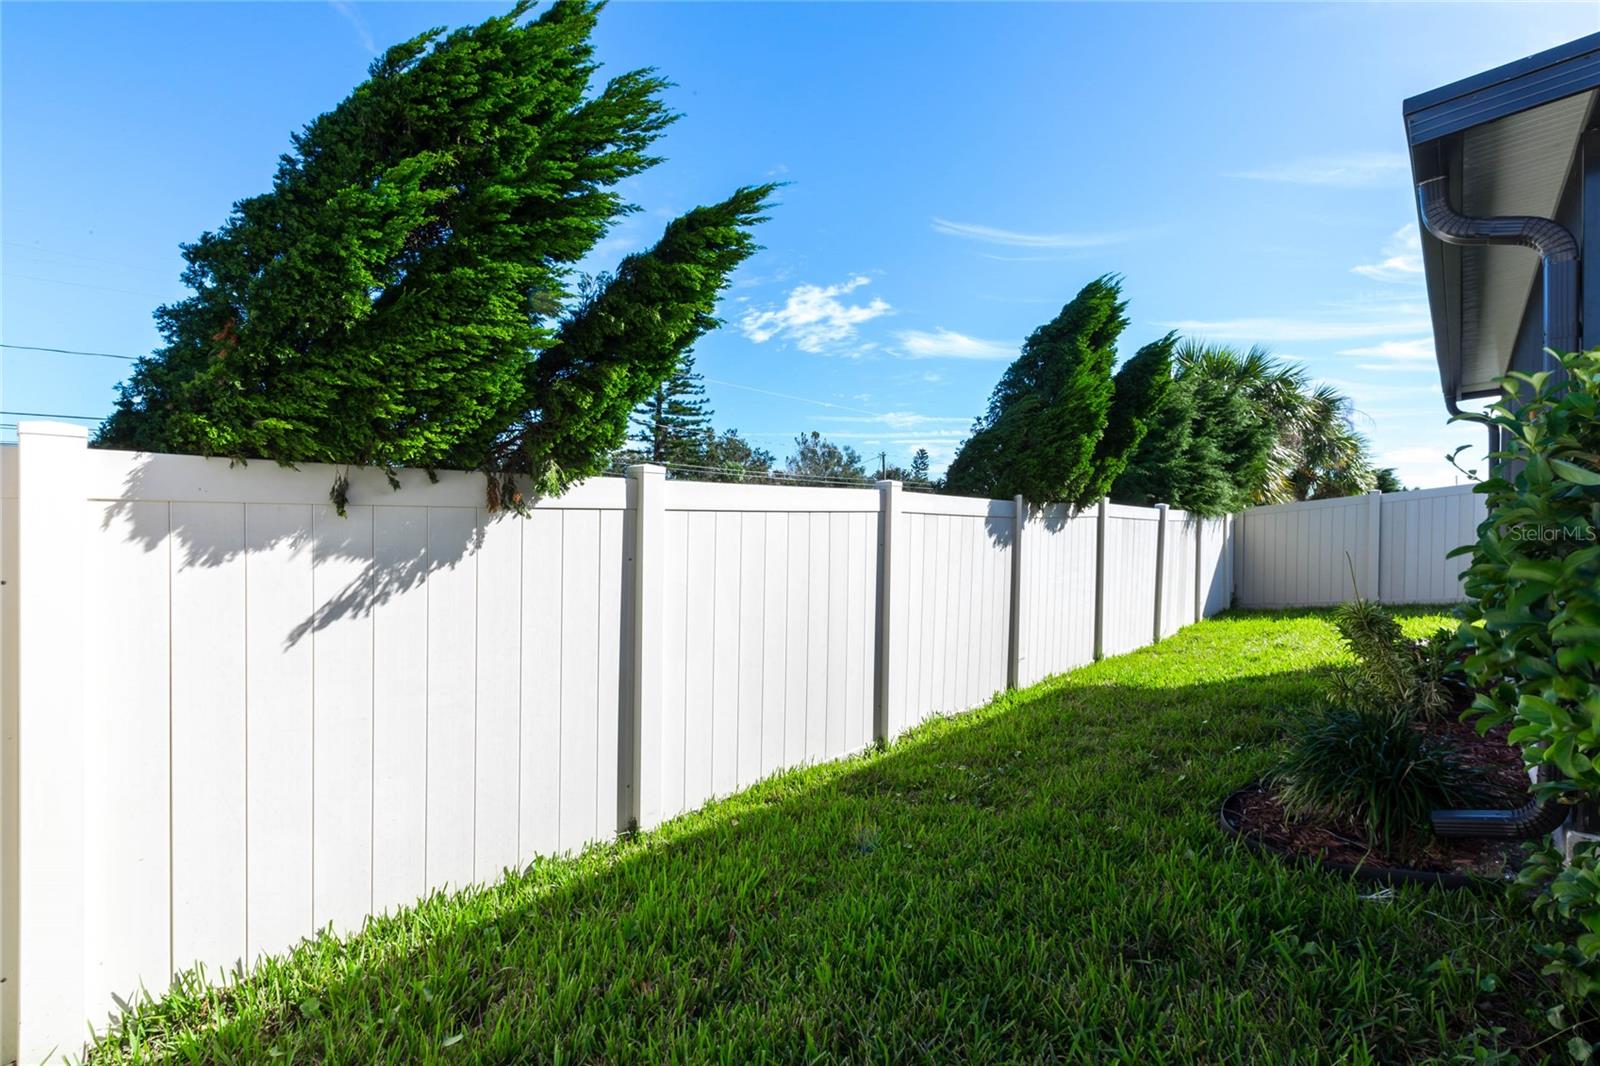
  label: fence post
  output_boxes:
[1153,503,1169,643]
[875,480,904,743]
[14,423,89,1063]
[1007,495,1024,690]
[1093,497,1107,661]
[627,463,666,833]
[1365,489,1383,602]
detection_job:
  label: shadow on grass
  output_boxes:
[94,619,1539,1064]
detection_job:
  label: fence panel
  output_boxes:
[63,448,632,1042]
[1160,510,1196,638]
[1016,503,1097,687]
[656,482,879,822]
[1379,486,1485,604]
[1100,504,1161,656]
[889,495,1014,733]
[1235,485,1481,608]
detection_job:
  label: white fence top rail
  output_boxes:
[663,479,879,513]
[900,494,1014,519]
[80,448,631,510]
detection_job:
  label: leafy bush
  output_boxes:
[1272,703,1491,852]
[1328,598,1464,721]
[1451,351,1600,1012]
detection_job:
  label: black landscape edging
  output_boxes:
[1220,783,1504,891]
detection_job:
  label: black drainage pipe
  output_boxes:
[1432,794,1569,840]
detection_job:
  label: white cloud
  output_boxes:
[894,328,1014,360]
[1377,445,1478,490]
[329,0,376,53]
[931,218,1129,249]
[1352,224,1424,283]
[817,411,971,431]
[1338,338,1434,362]
[738,276,891,353]
[1228,152,1409,188]
[1163,309,1432,343]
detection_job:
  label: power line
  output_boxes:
[0,343,139,361]
[0,410,102,421]
[2,240,177,277]
[1,272,172,299]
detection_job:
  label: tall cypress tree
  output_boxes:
[1086,331,1175,500]
[943,275,1126,508]
[97,3,773,510]
[629,352,714,465]
[500,184,774,500]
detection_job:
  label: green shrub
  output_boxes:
[1328,598,1463,721]
[1272,703,1490,852]
[1452,351,1600,1007]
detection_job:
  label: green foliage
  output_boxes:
[1451,350,1600,1016]
[943,275,1127,507]
[629,351,714,464]
[687,428,774,482]
[909,448,931,485]
[1453,353,1600,795]
[1113,342,1377,515]
[1272,703,1490,852]
[488,183,775,501]
[1328,599,1463,722]
[1375,467,1406,493]
[1087,332,1175,499]
[97,3,773,511]
[786,430,868,484]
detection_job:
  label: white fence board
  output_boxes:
[311,503,375,937]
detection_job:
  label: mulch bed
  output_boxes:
[1225,721,1531,883]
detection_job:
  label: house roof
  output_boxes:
[1405,33,1600,406]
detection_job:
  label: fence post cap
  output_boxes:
[1154,502,1169,512]
[874,478,901,489]
[16,420,89,440]
[625,462,666,478]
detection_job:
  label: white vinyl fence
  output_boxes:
[0,424,1235,1063]
[1233,484,1485,608]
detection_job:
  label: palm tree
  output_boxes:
[1174,342,1375,505]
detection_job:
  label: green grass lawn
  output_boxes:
[91,609,1554,1064]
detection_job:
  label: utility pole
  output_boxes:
[878,451,887,478]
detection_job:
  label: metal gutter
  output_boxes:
[1405,32,1600,145]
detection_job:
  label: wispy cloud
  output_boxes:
[329,0,376,53]
[1352,224,1424,283]
[931,218,1129,249]
[1339,338,1435,367]
[894,328,1014,360]
[816,411,972,431]
[1163,306,1432,343]
[1229,151,1408,188]
[739,275,891,353]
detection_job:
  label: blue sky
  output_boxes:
[4,2,1597,487]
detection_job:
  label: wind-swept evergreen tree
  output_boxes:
[1086,331,1174,499]
[97,2,774,510]
[943,275,1126,508]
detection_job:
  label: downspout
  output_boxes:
[1417,175,1580,841]
[1416,176,1580,369]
